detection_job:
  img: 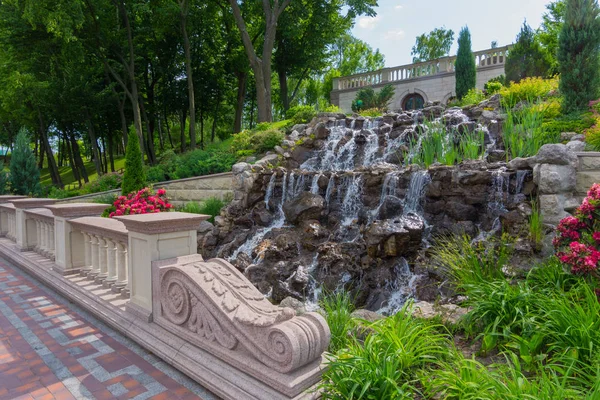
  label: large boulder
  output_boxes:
[282,192,325,223]
[364,215,424,257]
[532,143,578,167]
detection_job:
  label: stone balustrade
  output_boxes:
[334,44,512,91]
[0,199,330,400]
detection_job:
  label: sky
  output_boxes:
[351,0,550,67]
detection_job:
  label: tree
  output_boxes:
[10,129,40,196]
[558,0,600,113]
[505,22,551,84]
[455,26,476,100]
[122,127,147,195]
[411,27,454,63]
[538,0,567,72]
[351,84,395,112]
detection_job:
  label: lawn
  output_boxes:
[40,156,126,188]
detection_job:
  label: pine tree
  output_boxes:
[455,26,476,100]
[9,129,41,196]
[558,0,600,113]
[505,23,552,84]
[121,127,146,195]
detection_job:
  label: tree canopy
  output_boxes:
[411,27,455,63]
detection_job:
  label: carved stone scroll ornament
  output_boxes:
[156,254,330,374]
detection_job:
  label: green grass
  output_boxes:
[40,156,126,187]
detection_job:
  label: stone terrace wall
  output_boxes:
[60,172,233,207]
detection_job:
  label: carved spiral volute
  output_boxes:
[162,272,191,326]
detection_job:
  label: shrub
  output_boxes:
[121,127,147,195]
[82,172,122,194]
[286,105,317,125]
[0,162,9,195]
[554,183,600,276]
[558,0,600,113]
[10,129,41,196]
[174,149,237,179]
[542,112,595,139]
[359,107,384,117]
[320,303,450,399]
[93,193,118,205]
[459,88,486,106]
[504,22,551,84]
[107,187,172,218]
[485,75,505,93]
[585,115,600,150]
[502,105,547,159]
[499,76,559,109]
[180,197,226,223]
[145,165,167,183]
[319,291,355,354]
[351,84,395,112]
[455,26,476,100]
[231,129,283,157]
[322,104,343,113]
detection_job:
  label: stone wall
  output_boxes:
[60,172,233,207]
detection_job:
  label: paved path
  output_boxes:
[0,259,218,400]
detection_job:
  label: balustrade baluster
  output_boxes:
[104,239,117,287]
[97,237,108,283]
[113,242,128,296]
[35,220,41,252]
[89,235,100,279]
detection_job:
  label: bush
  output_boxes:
[359,107,384,117]
[93,193,118,205]
[231,129,284,157]
[558,0,600,113]
[174,149,236,179]
[319,291,355,354]
[542,112,595,139]
[179,198,226,223]
[585,116,600,150]
[455,26,476,100]
[502,105,548,159]
[10,129,41,196]
[322,104,343,113]
[82,172,122,194]
[351,84,395,112]
[485,75,505,93]
[499,76,559,109]
[107,187,172,218]
[286,105,317,125]
[459,88,486,106]
[145,165,167,183]
[121,127,147,195]
[0,162,9,195]
[504,22,551,84]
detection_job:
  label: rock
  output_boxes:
[274,145,285,155]
[421,105,444,119]
[232,162,251,174]
[411,301,469,325]
[279,297,306,315]
[508,157,533,170]
[377,195,404,219]
[316,112,346,119]
[571,134,585,141]
[566,140,586,152]
[291,124,307,133]
[479,109,500,124]
[533,143,578,167]
[445,201,478,221]
[314,122,329,140]
[365,216,424,257]
[350,309,384,322]
[457,122,476,134]
[197,220,214,234]
[561,132,578,141]
[536,164,577,194]
[255,154,280,167]
[282,192,325,224]
[486,150,506,163]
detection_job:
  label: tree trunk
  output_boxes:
[107,129,115,172]
[38,112,63,188]
[278,68,290,112]
[118,95,128,149]
[164,108,174,149]
[85,111,103,176]
[199,108,204,149]
[157,114,164,151]
[65,130,81,187]
[139,99,156,165]
[101,134,108,174]
[180,108,187,153]
[180,0,196,149]
[69,131,89,183]
[234,71,247,133]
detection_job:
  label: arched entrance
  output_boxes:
[403,93,425,111]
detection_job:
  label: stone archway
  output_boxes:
[402,93,425,111]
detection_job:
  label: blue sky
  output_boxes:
[351,0,550,67]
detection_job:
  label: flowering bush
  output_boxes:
[554,184,600,276]
[104,187,173,218]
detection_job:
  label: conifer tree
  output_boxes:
[10,129,40,196]
[455,26,476,100]
[558,0,600,113]
[121,127,147,195]
[505,22,552,84]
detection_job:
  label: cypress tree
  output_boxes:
[10,129,41,196]
[121,127,147,195]
[505,22,552,84]
[455,26,476,100]
[558,0,600,113]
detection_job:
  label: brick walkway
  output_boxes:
[0,259,218,400]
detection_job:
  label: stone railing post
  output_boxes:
[11,199,56,251]
[46,203,108,275]
[0,196,26,235]
[115,212,208,321]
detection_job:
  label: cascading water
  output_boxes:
[341,174,363,227]
[378,258,419,315]
[403,170,431,217]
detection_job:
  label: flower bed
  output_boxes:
[103,187,173,218]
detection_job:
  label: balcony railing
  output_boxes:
[334,45,512,91]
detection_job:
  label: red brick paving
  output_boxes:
[0,260,208,399]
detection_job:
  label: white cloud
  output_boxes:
[395,4,403,10]
[357,15,381,30]
[384,29,406,40]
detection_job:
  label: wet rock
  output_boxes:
[282,192,325,224]
[411,301,469,325]
[350,309,384,322]
[365,215,424,258]
[533,143,578,166]
[457,121,476,134]
[251,205,273,227]
[421,105,444,119]
[377,195,404,219]
[262,233,300,261]
[279,297,306,315]
[508,157,533,170]
[486,150,506,163]
[314,122,329,140]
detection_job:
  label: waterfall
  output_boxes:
[381,171,400,198]
[403,170,431,217]
[310,174,321,194]
[363,132,380,166]
[489,168,509,214]
[264,173,277,211]
[294,174,306,197]
[341,174,363,226]
[513,170,528,202]
[325,175,336,208]
[377,258,418,315]
[305,254,321,312]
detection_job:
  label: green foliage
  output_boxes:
[458,88,486,106]
[358,108,384,117]
[174,150,237,180]
[499,76,560,109]
[0,162,9,195]
[92,193,117,205]
[231,128,284,157]
[455,26,476,100]
[585,116,600,150]
[10,129,40,196]
[83,173,122,194]
[538,0,567,73]
[558,0,600,113]
[485,75,506,94]
[121,128,146,196]
[319,291,355,354]
[351,84,395,112]
[322,104,343,113]
[286,105,317,125]
[320,303,450,399]
[505,22,552,83]
[530,199,543,245]
[179,197,226,223]
[502,105,548,159]
[542,111,595,140]
[411,27,455,63]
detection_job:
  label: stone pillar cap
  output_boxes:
[11,198,57,209]
[46,203,108,218]
[0,195,28,203]
[115,212,209,234]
